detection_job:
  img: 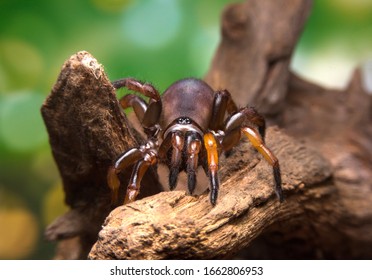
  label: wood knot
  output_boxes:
[222,3,249,41]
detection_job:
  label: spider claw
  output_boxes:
[273,165,284,202]
[276,186,284,203]
[209,171,219,206]
[187,171,196,195]
[124,185,139,204]
[169,167,179,190]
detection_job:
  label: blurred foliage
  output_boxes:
[293,0,372,88]
[0,0,371,259]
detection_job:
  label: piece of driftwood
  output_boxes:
[232,70,372,260]
[89,127,333,259]
[205,0,312,115]
[43,0,372,259]
[41,52,162,259]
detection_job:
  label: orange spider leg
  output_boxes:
[241,127,283,202]
[204,132,220,205]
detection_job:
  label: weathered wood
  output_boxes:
[89,127,332,259]
[41,51,162,259]
[205,0,312,115]
[43,0,372,259]
[241,71,372,259]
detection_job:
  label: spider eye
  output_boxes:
[177,117,192,125]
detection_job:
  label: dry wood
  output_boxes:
[205,0,312,115]
[89,127,332,259]
[41,51,162,259]
[42,0,372,259]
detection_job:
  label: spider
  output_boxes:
[107,77,283,205]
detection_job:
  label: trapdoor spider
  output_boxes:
[107,78,283,205]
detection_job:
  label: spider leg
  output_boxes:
[203,132,220,206]
[210,90,238,131]
[119,94,148,122]
[241,126,283,202]
[109,78,163,204]
[158,132,172,159]
[221,128,241,152]
[142,99,162,136]
[107,148,143,204]
[185,132,202,195]
[112,77,161,102]
[169,131,184,190]
[108,140,158,205]
[225,106,266,140]
[113,77,162,136]
[125,150,157,204]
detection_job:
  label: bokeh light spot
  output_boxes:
[0,92,47,152]
[42,182,68,226]
[0,39,44,91]
[291,44,356,89]
[0,208,39,259]
[121,0,182,49]
[92,0,132,13]
[329,0,372,19]
[32,149,59,183]
[0,64,7,93]
[362,60,372,94]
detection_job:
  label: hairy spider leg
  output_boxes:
[112,77,161,101]
[185,132,202,195]
[204,132,220,205]
[113,78,162,137]
[107,148,142,203]
[108,78,163,204]
[169,131,184,190]
[241,127,283,202]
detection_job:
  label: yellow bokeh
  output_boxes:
[91,0,132,13]
[329,0,372,19]
[0,208,39,259]
[0,38,44,91]
[42,182,69,226]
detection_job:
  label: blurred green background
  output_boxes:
[0,0,371,259]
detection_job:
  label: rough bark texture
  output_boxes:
[89,127,333,259]
[205,0,312,115]
[41,52,162,259]
[42,0,372,259]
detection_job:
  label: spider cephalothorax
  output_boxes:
[107,77,283,205]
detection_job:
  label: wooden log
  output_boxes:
[205,0,312,115]
[42,0,372,259]
[89,127,333,259]
[41,51,162,259]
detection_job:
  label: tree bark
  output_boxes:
[41,51,162,259]
[89,127,334,259]
[205,0,312,115]
[42,0,372,259]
